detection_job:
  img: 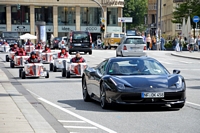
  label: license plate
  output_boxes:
[141,92,164,98]
[74,44,81,46]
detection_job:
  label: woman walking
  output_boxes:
[146,34,151,50]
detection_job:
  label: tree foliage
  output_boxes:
[172,0,200,27]
[123,0,148,31]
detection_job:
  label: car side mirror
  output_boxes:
[173,70,180,74]
[90,70,97,76]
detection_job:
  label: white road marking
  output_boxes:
[58,120,86,123]
[179,61,192,64]
[37,97,117,133]
[64,126,98,129]
[159,61,172,64]
[186,101,200,107]
[27,89,41,98]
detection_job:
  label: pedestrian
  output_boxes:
[179,36,185,52]
[188,34,195,52]
[172,37,176,51]
[141,32,146,44]
[160,36,166,50]
[146,34,151,50]
[197,35,200,51]
[96,37,102,49]
[151,36,156,50]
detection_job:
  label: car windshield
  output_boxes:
[108,59,169,75]
[55,37,62,41]
[72,32,90,42]
[3,32,19,38]
[124,38,144,44]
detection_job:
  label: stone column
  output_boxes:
[103,6,107,38]
[30,5,35,37]
[6,5,11,31]
[76,6,80,31]
[118,7,122,29]
[53,6,58,37]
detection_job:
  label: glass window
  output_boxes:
[11,5,30,25]
[72,32,90,42]
[114,34,119,37]
[124,38,144,44]
[80,7,101,26]
[0,5,6,24]
[35,6,53,25]
[58,7,75,25]
[107,8,118,26]
[97,60,108,74]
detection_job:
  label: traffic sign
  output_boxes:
[118,17,132,23]
[193,16,200,23]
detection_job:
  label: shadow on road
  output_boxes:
[57,99,179,112]
[0,93,22,97]
[187,86,200,89]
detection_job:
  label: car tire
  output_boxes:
[171,103,185,109]
[10,61,14,68]
[19,68,23,78]
[66,70,70,78]
[100,83,108,109]
[21,71,26,79]
[50,63,53,71]
[82,76,91,102]
[121,51,124,57]
[45,71,49,78]
[89,51,92,55]
[62,68,66,77]
[6,55,9,62]
[53,65,57,72]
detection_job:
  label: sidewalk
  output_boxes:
[171,51,200,60]
[0,68,56,132]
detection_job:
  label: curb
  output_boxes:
[171,53,200,60]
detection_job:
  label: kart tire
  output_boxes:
[21,71,26,79]
[6,55,9,62]
[66,70,70,78]
[62,68,66,77]
[10,61,14,68]
[45,71,49,78]
[53,65,57,72]
[50,63,53,71]
[19,68,23,78]
[84,52,87,55]
[89,51,92,55]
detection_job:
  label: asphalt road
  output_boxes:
[0,50,200,133]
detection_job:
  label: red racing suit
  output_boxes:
[70,57,85,63]
[58,52,69,58]
[15,50,27,56]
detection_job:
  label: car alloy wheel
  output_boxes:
[100,83,108,109]
[82,77,91,102]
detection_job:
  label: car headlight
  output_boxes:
[176,77,183,88]
[110,78,126,90]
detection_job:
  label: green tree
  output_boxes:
[123,0,148,32]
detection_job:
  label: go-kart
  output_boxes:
[34,49,43,59]
[10,55,29,68]
[19,63,49,79]
[41,53,53,64]
[24,45,35,53]
[5,51,15,62]
[0,44,10,52]
[61,62,87,78]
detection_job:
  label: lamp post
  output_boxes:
[91,0,105,40]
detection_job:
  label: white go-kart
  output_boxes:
[0,44,10,53]
[10,55,29,68]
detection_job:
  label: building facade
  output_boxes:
[0,0,124,42]
[147,0,157,36]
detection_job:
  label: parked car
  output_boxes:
[52,37,62,49]
[67,31,92,55]
[82,57,186,109]
[103,32,125,49]
[116,35,146,57]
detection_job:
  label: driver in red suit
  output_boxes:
[27,51,41,63]
[70,51,85,63]
[25,39,34,45]
[15,46,27,56]
[58,46,69,58]
[10,43,19,52]
[42,45,51,53]
[35,43,43,49]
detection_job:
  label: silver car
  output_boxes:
[116,35,146,57]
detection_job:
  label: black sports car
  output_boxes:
[82,57,186,109]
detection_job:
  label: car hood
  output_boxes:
[112,75,180,92]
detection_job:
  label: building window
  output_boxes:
[80,7,101,26]
[11,5,30,25]
[107,8,118,26]
[58,7,75,26]
[148,4,157,10]
[0,5,6,24]
[176,23,182,30]
[35,6,53,25]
